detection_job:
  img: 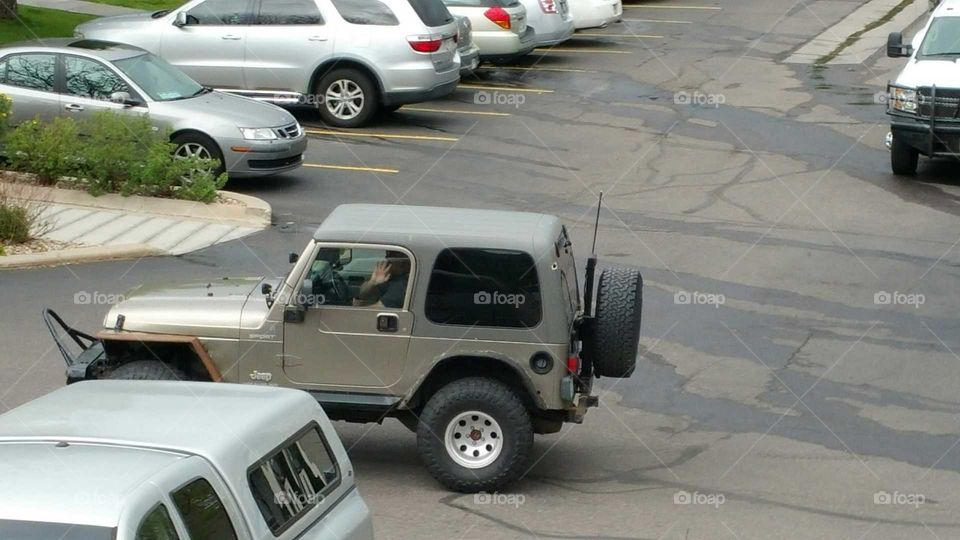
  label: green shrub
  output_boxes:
[0,94,11,142]
[6,117,81,184]
[4,110,228,202]
[0,202,29,244]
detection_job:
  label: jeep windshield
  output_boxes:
[113,53,206,102]
[0,520,114,540]
[918,17,960,57]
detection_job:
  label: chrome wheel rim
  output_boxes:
[324,79,364,120]
[174,142,212,160]
[444,411,503,469]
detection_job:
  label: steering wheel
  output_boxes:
[318,270,350,305]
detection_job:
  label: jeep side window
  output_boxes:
[305,247,411,309]
[170,478,238,540]
[248,425,340,534]
[425,248,542,328]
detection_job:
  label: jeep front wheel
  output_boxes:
[417,377,533,493]
[108,360,186,381]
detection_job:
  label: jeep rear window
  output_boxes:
[407,0,454,26]
[426,248,542,328]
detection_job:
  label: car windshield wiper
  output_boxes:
[192,86,213,97]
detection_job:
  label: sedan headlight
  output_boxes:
[889,85,917,114]
[240,127,278,140]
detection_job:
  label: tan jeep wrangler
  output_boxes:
[46,204,643,492]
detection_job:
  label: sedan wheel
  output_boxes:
[172,133,225,179]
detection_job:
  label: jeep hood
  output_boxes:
[895,59,960,88]
[104,278,266,339]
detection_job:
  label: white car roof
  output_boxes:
[934,0,960,16]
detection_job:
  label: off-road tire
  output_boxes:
[315,68,378,128]
[891,135,919,176]
[108,360,187,381]
[581,267,643,378]
[417,377,533,493]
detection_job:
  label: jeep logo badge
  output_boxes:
[249,371,273,383]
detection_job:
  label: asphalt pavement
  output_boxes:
[3,0,960,538]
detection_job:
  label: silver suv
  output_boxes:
[75,0,461,128]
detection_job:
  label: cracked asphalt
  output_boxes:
[2,0,959,538]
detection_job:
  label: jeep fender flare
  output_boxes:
[98,331,222,382]
[400,352,546,411]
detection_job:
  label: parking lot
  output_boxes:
[3,0,960,538]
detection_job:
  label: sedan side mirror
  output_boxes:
[173,10,189,27]
[887,32,913,58]
[109,91,141,107]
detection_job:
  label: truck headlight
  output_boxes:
[889,85,917,114]
[240,128,278,140]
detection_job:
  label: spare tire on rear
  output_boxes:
[581,267,643,378]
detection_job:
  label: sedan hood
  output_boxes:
[76,12,162,34]
[155,91,296,129]
[895,59,960,88]
[104,277,265,339]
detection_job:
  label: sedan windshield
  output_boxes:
[113,53,205,102]
[919,17,960,57]
[0,520,115,540]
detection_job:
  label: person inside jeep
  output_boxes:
[355,251,410,308]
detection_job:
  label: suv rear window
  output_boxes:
[407,0,454,26]
[426,248,542,328]
[332,0,399,24]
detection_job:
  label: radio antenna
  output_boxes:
[590,191,603,254]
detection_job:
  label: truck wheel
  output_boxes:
[581,267,643,378]
[417,377,533,493]
[891,135,919,176]
[108,360,186,381]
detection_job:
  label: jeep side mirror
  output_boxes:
[887,32,913,58]
[289,252,299,264]
[173,10,189,27]
[261,283,272,295]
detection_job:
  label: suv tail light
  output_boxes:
[539,0,557,13]
[407,35,443,53]
[566,355,580,374]
[484,6,511,29]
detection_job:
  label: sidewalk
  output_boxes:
[18,0,144,16]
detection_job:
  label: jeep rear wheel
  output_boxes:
[108,360,186,381]
[417,377,533,493]
[581,266,643,378]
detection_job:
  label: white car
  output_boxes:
[444,0,536,60]
[519,0,574,46]
[0,381,374,540]
[568,0,621,29]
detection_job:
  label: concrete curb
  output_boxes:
[0,244,161,270]
[2,183,272,228]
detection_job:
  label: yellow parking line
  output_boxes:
[477,65,598,73]
[401,106,511,117]
[458,83,554,94]
[305,129,459,142]
[622,18,692,23]
[623,4,721,9]
[575,33,663,38]
[304,163,399,174]
[534,47,633,54]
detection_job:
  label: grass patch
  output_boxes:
[815,0,916,65]
[83,0,185,10]
[0,6,95,45]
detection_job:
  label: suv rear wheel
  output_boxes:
[417,377,533,493]
[316,68,378,128]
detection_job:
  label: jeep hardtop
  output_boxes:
[46,203,644,492]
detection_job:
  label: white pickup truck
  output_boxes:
[0,381,374,540]
[885,0,960,175]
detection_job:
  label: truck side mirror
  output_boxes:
[173,10,189,27]
[887,32,913,58]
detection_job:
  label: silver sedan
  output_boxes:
[0,39,306,178]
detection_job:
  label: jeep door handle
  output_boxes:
[221,34,242,40]
[64,103,84,112]
[376,313,399,333]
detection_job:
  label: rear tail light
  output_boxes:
[539,0,557,13]
[484,6,512,29]
[407,35,443,53]
[566,355,581,374]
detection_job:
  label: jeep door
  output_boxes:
[283,244,414,390]
[160,0,254,89]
